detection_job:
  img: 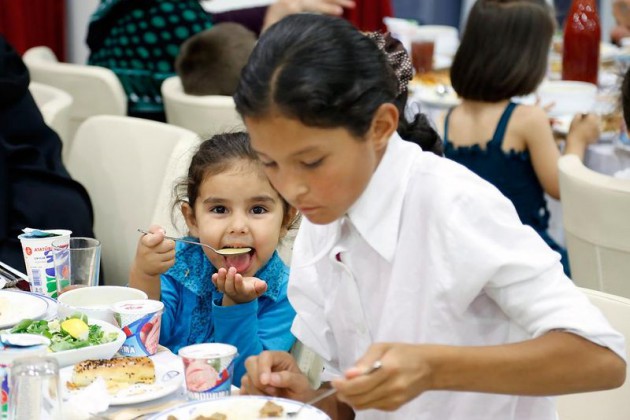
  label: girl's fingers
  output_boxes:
[223,267,238,296]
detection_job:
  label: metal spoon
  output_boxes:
[137,229,251,256]
[287,360,383,418]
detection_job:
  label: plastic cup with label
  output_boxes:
[52,237,101,295]
[112,299,164,357]
[0,335,50,418]
[179,343,238,400]
[17,229,71,298]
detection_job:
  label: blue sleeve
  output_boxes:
[159,274,181,350]
[212,280,296,386]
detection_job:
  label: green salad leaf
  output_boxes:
[9,313,119,352]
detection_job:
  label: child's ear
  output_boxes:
[182,202,199,237]
[368,103,399,152]
[280,206,299,239]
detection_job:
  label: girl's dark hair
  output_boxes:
[174,131,293,227]
[623,67,630,129]
[234,14,442,155]
[451,0,555,102]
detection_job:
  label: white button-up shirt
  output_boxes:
[288,133,626,420]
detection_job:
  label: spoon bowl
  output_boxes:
[137,229,251,256]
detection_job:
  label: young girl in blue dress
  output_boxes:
[130,132,297,385]
[233,13,625,420]
[444,0,600,276]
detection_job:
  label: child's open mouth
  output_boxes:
[222,247,255,273]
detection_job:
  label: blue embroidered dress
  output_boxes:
[159,240,296,385]
[443,102,570,276]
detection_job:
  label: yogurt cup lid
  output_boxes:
[18,229,72,241]
[0,334,50,363]
[111,299,164,314]
[178,343,238,359]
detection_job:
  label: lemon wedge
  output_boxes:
[61,318,89,340]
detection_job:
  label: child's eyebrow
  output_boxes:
[248,195,276,204]
[202,197,228,205]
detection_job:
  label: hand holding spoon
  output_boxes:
[137,229,251,256]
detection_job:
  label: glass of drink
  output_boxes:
[52,237,101,295]
[411,31,435,75]
[8,356,62,420]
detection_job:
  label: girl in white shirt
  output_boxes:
[234,13,626,420]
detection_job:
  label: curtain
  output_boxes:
[0,0,66,60]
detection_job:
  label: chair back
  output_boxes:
[29,82,73,160]
[23,46,127,142]
[556,288,630,420]
[161,76,245,137]
[66,116,199,286]
[558,155,630,298]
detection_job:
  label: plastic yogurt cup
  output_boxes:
[17,229,71,298]
[178,343,238,400]
[112,299,164,356]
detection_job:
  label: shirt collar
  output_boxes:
[168,239,287,301]
[346,132,418,261]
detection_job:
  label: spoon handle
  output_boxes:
[137,229,198,247]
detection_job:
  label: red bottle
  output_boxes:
[562,0,601,85]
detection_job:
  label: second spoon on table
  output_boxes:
[137,229,251,256]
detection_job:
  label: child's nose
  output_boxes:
[228,213,249,234]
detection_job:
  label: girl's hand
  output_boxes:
[567,113,600,147]
[133,225,175,276]
[241,351,316,401]
[333,343,434,412]
[212,267,267,305]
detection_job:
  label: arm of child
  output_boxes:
[518,105,563,199]
[212,275,296,385]
[241,351,355,420]
[129,224,175,300]
[564,113,600,160]
[331,333,625,412]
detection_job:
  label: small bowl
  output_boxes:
[536,80,598,117]
[57,286,148,325]
[51,319,125,367]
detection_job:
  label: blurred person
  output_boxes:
[0,35,95,275]
[444,0,600,276]
[175,23,257,96]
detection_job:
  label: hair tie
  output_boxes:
[366,31,413,96]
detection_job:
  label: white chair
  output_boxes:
[161,76,245,137]
[29,82,73,160]
[557,288,630,420]
[66,116,199,286]
[558,155,630,298]
[23,46,127,143]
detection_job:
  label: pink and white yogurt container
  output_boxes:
[178,343,238,400]
[112,299,163,357]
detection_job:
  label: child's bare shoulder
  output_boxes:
[510,104,550,134]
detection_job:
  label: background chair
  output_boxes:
[23,46,127,142]
[556,288,630,420]
[161,76,245,137]
[66,116,199,286]
[29,82,73,161]
[558,154,630,298]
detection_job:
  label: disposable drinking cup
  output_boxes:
[8,356,61,420]
[112,299,164,357]
[52,237,101,295]
[18,229,71,298]
[179,343,238,400]
[410,31,435,75]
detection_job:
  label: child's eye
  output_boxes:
[210,206,227,214]
[302,157,324,168]
[251,206,268,215]
[261,160,277,168]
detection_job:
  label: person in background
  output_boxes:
[175,23,257,96]
[86,0,355,121]
[444,0,600,277]
[130,132,297,386]
[0,35,96,276]
[612,0,630,45]
[233,14,625,419]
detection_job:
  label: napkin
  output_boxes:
[62,377,111,420]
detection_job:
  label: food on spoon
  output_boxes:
[259,400,284,417]
[67,356,155,392]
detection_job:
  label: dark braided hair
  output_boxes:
[234,14,442,155]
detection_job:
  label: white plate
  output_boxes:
[0,290,49,329]
[433,54,453,70]
[148,395,331,420]
[412,84,460,108]
[52,319,125,368]
[61,349,184,405]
